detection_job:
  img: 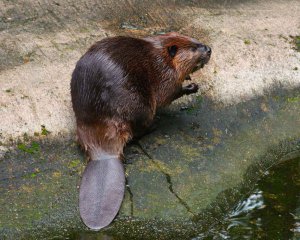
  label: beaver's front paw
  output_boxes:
[183,83,199,95]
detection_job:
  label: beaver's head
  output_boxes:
[150,32,211,80]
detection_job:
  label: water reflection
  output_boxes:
[226,190,265,235]
[197,157,300,239]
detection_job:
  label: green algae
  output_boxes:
[41,125,51,136]
[287,96,300,103]
[17,141,40,154]
[68,159,81,168]
[291,35,300,52]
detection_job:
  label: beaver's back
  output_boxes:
[71,36,157,125]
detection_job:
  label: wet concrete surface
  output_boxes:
[1,87,300,239]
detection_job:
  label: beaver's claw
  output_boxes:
[183,83,199,95]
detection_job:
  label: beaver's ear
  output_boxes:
[168,45,178,58]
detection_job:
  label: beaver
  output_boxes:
[70,32,211,230]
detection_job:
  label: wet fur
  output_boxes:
[71,32,211,230]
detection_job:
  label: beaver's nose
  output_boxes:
[198,44,211,56]
[205,46,212,56]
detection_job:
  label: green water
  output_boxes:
[70,157,300,240]
[200,157,300,240]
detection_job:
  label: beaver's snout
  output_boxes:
[197,44,211,57]
[197,44,211,64]
[191,43,211,73]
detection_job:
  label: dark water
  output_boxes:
[199,157,300,240]
[71,157,300,240]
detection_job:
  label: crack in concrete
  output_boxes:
[125,177,134,217]
[164,172,196,217]
[135,141,196,217]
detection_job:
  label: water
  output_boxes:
[199,157,300,240]
[71,157,300,239]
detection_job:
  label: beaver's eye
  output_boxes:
[191,46,197,52]
[168,45,178,57]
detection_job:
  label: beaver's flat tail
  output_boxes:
[79,156,125,230]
